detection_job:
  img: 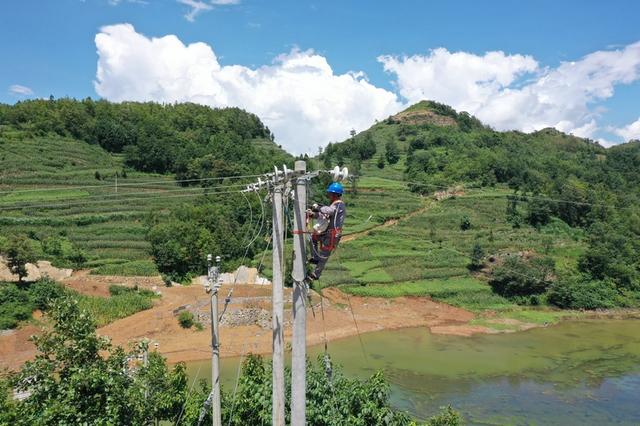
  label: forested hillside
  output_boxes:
[1,98,639,313]
[318,101,640,314]
[0,99,292,282]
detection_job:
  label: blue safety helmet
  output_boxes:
[327,182,344,195]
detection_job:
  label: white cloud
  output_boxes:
[177,0,213,22]
[380,42,640,140]
[177,0,240,21]
[8,84,34,96]
[611,117,640,142]
[94,24,640,152]
[379,49,538,115]
[94,24,400,154]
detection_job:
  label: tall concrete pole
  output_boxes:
[208,254,222,426]
[271,184,285,426]
[291,160,307,426]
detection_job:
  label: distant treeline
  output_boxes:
[0,98,291,178]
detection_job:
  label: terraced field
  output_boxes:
[0,129,215,275]
[310,126,587,319]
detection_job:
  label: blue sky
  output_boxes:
[2,0,640,152]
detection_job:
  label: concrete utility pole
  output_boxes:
[207,254,222,426]
[271,184,286,426]
[291,160,307,426]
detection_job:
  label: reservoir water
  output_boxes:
[186,319,640,425]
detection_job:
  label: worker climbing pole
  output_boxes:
[241,161,348,425]
[306,181,346,281]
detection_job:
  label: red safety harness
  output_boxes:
[311,199,343,252]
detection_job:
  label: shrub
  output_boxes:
[0,283,34,329]
[468,243,485,271]
[459,215,471,231]
[67,247,87,268]
[28,278,67,310]
[489,256,554,299]
[427,405,463,426]
[178,311,195,328]
[548,275,620,310]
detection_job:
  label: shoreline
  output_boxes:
[2,273,639,370]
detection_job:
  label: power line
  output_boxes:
[381,178,640,212]
[0,189,244,212]
[0,182,250,209]
[0,172,268,195]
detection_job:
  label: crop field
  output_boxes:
[320,190,585,311]
[0,131,214,275]
[308,130,587,315]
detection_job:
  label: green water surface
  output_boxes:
[186,319,640,425]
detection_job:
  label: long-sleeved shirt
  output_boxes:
[316,199,346,233]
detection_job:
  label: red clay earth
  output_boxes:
[0,271,490,371]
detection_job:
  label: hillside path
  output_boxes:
[341,202,432,243]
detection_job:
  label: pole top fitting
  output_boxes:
[207,254,212,262]
[294,160,306,173]
[215,255,221,263]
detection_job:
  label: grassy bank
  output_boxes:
[0,279,159,329]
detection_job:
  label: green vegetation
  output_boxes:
[77,284,159,327]
[178,310,196,329]
[0,279,65,329]
[0,99,293,276]
[0,298,457,425]
[91,259,157,276]
[2,98,638,312]
[0,279,157,329]
[5,235,37,282]
[316,100,639,312]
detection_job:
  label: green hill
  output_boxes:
[0,99,292,276]
[0,98,638,319]
[316,101,640,318]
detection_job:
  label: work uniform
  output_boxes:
[310,199,346,278]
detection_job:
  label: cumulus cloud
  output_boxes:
[8,84,34,96]
[94,24,400,154]
[380,42,640,140]
[611,117,640,142]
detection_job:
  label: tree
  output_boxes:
[67,247,87,269]
[377,154,385,169]
[469,243,485,271]
[547,275,619,310]
[578,222,639,291]
[459,216,471,231]
[385,139,400,165]
[6,235,37,282]
[9,296,189,425]
[526,198,552,230]
[506,195,522,228]
[211,354,454,426]
[489,255,555,300]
